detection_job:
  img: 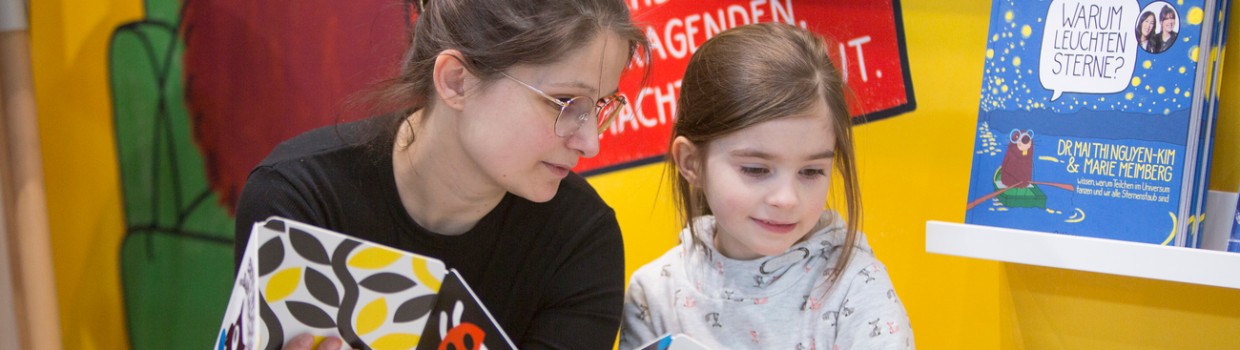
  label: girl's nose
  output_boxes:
[766,176,799,208]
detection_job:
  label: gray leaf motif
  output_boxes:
[304,268,340,308]
[289,227,331,265]
[259,294,284,350]
[359,272,417,293]
[258,236,284,277]
[263,219,286,232]
[286,301,337,329]
[393,294,437,323]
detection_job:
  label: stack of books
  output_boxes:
[964,0,1231,247]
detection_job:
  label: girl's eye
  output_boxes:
[800,169,827,177]
[740,166,770,176]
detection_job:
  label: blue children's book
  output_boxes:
[214,217,516,350]
[964,0,1226,245]
[1230,186,1240,252]
[1186,0,1231,247]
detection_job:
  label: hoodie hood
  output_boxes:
[677,210,874,298]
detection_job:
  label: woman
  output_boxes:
[232,0,648,349]
[1154,6,1179,53]
[1137,11,1156,52]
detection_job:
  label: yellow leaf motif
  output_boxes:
[412,259,442,293]
[356,297,388,336]
[265,267,302,302]
[369,333,420,350]
[348,247,402,269]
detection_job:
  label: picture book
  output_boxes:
[634,333,712,350]
[1231,186,1240,252]
[214,217,516,350]
[964,0,1226,245]
[1185,0,1231,247]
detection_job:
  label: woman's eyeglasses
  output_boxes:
[499,71,626,138]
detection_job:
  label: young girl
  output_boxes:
[620,23,913,349]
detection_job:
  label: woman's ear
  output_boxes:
[671,136,702,185]
[432,50,472,111]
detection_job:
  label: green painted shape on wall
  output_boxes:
[109,13,234,350]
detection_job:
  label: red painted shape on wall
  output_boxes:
[182,1,412,211]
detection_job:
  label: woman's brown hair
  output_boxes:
[668,22,862,286]
[359,0,650,150]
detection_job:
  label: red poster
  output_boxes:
[580,0,916,174]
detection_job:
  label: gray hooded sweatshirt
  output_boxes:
[621,211,914,349]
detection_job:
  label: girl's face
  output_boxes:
[1141,15,1155,35]
[457,31,629,203]
[692,101,836,260]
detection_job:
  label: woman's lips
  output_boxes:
[543,162,570,178]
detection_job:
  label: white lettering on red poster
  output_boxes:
[581,0,915,174]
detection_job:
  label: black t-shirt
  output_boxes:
[233,117,625,349]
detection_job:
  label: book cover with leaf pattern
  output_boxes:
[214,217,515,350]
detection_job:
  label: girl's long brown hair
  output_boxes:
[668,22,862,287]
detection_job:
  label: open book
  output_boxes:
[634,334,711,350]
[213,217,516,350]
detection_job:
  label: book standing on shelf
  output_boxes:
[965,0,1228,246]
[634,333,712,350]
[1190,0,1231,247]
[214,217,515,350]
[1231,185,1240,252]
[1179,0,1231,248]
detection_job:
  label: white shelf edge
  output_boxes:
[926,191,1240,290]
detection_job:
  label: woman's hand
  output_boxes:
[283,334,345,350]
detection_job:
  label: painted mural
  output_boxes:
[108,0,411,348]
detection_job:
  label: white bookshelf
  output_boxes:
[926,191,1240,290]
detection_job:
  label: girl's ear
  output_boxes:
[432,50,473,111]
[671,136,702,185]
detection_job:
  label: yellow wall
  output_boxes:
[591,1,1240,349]
[27,0,1240,349]
[30,0,141,349]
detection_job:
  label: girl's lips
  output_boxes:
[753,218,796,234]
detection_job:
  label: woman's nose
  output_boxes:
[567,123,601,158]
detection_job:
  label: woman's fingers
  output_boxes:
[316,336,344,350]
[283,334,345,350]
[285,334,315,350]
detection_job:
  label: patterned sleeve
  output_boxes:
[831,260,915,349]
[620,270,661,350]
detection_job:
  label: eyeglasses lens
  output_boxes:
[555,97,594,137]
[597,98,624,133]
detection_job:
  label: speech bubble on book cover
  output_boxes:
[1039,0,1140,101]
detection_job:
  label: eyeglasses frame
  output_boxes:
[497,71,627,138]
